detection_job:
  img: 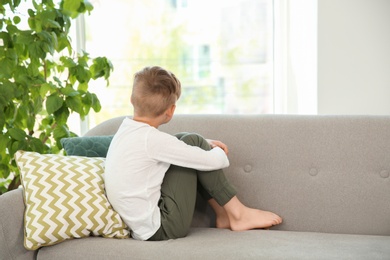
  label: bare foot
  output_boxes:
[228,208,282,231]
[208,198,231,229]
[223,196,282,231]
[216,214,231,229]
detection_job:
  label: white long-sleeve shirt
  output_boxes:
[104,118,229,240]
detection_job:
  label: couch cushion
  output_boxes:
[61,135,114,157]
[15,151,130,250]
[37,228,390,260]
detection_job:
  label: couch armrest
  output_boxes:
[0,189,36,260]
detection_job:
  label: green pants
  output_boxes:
[148,133,236,241]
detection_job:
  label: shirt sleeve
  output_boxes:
[145,130,230,171]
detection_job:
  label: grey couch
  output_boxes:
[1,115,389,260]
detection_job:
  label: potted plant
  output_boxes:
[0,0,113,194]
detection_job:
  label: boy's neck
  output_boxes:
[133,115,166,129]
[132,105,175,128]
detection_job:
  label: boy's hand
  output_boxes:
[207,139,229,155]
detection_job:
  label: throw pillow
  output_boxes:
[61,135,114,157]
[15,151,130,250]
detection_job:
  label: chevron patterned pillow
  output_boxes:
[15,151,130,250]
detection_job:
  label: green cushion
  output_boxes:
[61,135,114,157]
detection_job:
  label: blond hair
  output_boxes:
[131,66,181,117]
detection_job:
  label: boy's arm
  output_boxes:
[206,139,229,155]
[148,132,229,171]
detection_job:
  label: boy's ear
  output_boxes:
[166,104,176,119]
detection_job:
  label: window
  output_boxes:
[83,0,274,129]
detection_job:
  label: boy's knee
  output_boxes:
[174,132,188,140]
[179,133,211,150]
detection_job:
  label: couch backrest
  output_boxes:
[85,114,390,236]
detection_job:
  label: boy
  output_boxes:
[104,66,282,241]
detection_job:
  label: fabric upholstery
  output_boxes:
[0,189,36,260]
[15,151,129,250]
[61,135,113,157]
[38,228,390,260]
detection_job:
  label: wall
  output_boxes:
[274,0,318,114]
[317,0,390,115]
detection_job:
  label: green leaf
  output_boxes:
[28,41,46,59]
[0,163,11,184]
[46,19,61,28]
[0,111,5,130]
[37,31,55,55]
[53,76,63,87]
[28,9,35,17]
[54,104,70,125]
[15,104,28,129]
[6,24,18,34]
[90,93,101,112]
[26,114,35,131]
[63,0,81,12]
[0,32,12,48]
[0,81,16,101]
[0,48,18,77]
[60,56,76,67]
[34,18,43,33]
[77,52,89,66]
[32,95,43,114]
[27,60,41,77]
[0,134,10,153]
[65,95,82,114]
[90,56,113,80]
[8,128,27,141]
[77,82,88,92]
[40,83,53,98]
[3,102,15,120]
[35,10,61,33]
[27,17,36,30]
[15,31,34,45]
[53,124,69,140]
[60,85,79,97]
[10,140,26,155]
[46,94,64,114]
[62,0,82,18]
[13,16,21,24]
[12,0,22,9]
[29,137,45,153]
[84,0,94,12]
[73,65,91,83]
[57,33,71,52]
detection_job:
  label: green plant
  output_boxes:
[0,0,113,194]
